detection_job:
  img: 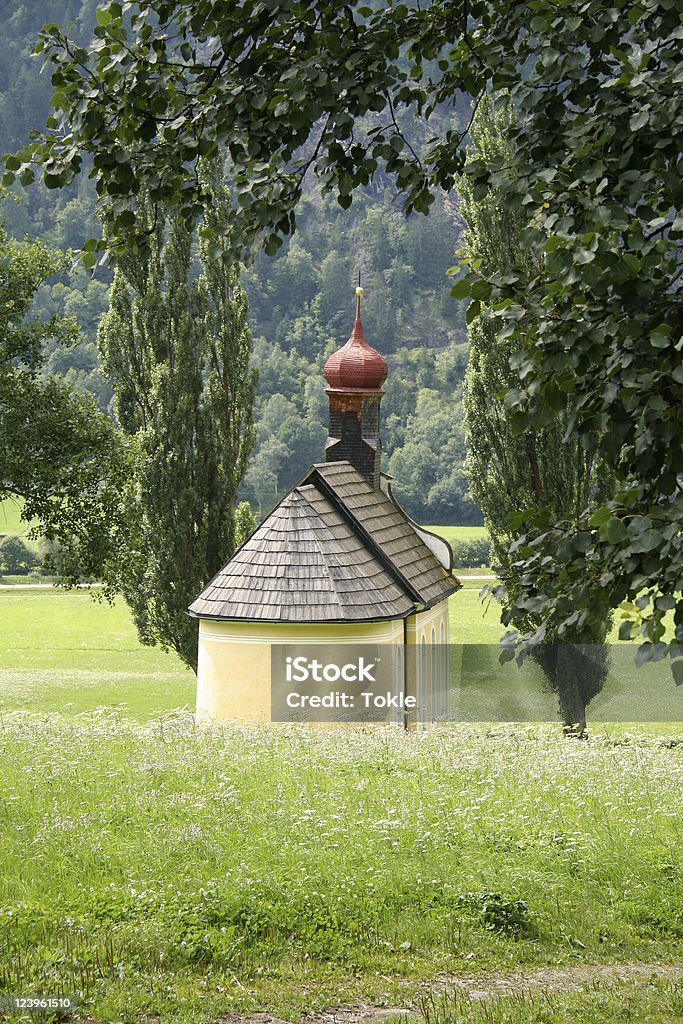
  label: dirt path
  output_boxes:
[215,964,683,1024]
[0,582,103,590]
[437,962,683,1000]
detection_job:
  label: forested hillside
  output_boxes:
[1,0,480,523]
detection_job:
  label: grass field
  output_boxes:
[0,496,42,561]
[0,588,537,715]
[0,591,192,718]
[1,588,503,718]
[426,525,489,544]
[2,547,683,1021]
[1,719,683,1022]
[0,497,35,544]
[0,497,27,537]
[1,585,679,721]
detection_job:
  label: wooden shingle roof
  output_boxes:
[188,462,460,623]
[312,463,458,608]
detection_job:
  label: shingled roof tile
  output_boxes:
[188,461,460,623]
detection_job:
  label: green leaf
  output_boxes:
[629,108,649,130]
[450,278,472,299]
[604,518,627,544]
[470,279,492,301]
[589,506,612,527]
[509,411,528,436]
[635,644,655,668]
[618,620,634,641]
[96,8,112,26]
[630,529,660,554]
[466,299,481,324]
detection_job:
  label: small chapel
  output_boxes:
[188,287,461,724]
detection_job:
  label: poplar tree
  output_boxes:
[97,163,257,671]
[462,96,611,732]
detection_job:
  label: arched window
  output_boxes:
[440,620,448,720]
[394,643,404,726]
[430,626,437,723]
[420,633,427,728]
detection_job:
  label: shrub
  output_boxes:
[455,890,534,936]
[0,535,38,575]
[450,536,491,568]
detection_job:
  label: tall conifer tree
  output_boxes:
[98,162,256,671]
[462,96,611,732]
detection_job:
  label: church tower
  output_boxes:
[323,286,388,490]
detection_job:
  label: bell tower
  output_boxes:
[323,286,388,490]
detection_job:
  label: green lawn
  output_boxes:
[450,587,502,643]
[0,572,50,586]
[416,980,683,1023]
[0,495,42,556]
[0,495,31,537]
[452,584,631,645]
[0,590,192,718]
[427,524,488,544]
[0,587,501,716]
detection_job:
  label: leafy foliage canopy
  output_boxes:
[0,200,130,572]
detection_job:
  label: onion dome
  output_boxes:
[324,286,388,390]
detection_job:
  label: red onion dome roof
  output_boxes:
[323,288,388,390]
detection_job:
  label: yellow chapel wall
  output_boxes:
[196,617,404,725]
[405,599,450,727]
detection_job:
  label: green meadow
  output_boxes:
[0,497,27,537]
[0,534,499,719]
[1,530,683,1022]
[0,580,679,721]
[0,497,38,552]
[0,586,536,718]
[0,591,193,719]
[1,718,683,1022]
[425,524,489,544]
